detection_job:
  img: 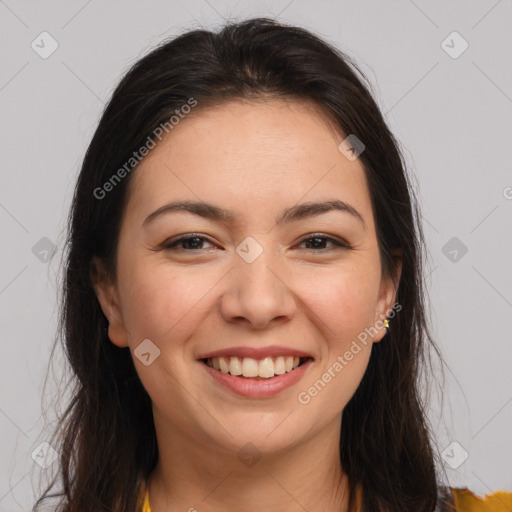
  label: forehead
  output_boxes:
[126,98,373,226]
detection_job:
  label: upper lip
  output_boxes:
[196,345,314,360]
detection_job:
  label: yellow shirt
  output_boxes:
[451,489,512,511]
[138,485,512,511]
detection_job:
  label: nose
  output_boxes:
[219,250,297,330]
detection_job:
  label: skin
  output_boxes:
[93,98,402,511]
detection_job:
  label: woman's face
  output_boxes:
[94,98,400,455]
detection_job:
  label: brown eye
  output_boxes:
[162,234,216,251]
[297,234,350,251]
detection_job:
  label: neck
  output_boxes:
[147,410,350,512]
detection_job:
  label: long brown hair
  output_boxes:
[34,17,449,511]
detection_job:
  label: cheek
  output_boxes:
[299,261,381,343]
[294,268,377,417]
[118,261,222,344]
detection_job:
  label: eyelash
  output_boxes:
[161,233,351,252]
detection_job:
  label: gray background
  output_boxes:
[1,0,511,509]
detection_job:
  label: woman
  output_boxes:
[34,17,511,512]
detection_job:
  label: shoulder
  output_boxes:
[354,484,512,511]
[138,483,512,512]
[443,487,512,512]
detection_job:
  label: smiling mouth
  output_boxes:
[201,356,312,379]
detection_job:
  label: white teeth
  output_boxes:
[219,356,229,373]
[274,356,286,375]
[258,357,275,378]
[229,356,242,376]
[207,355,306,378]
[242,357,259,377]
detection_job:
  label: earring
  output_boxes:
[383,318,390,329]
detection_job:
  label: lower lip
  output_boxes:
[200,359,313,398]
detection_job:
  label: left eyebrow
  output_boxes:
[142,199,366,230]
[276,199,365,229]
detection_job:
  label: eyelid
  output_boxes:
[160,233,217,249]
[297,233,350,245]
[295,233,351,251]
[159,232,351,252]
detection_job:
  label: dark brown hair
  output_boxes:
[35,17,450,511]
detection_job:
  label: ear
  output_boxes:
[90,257,129,348]
[373,249,402,343]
